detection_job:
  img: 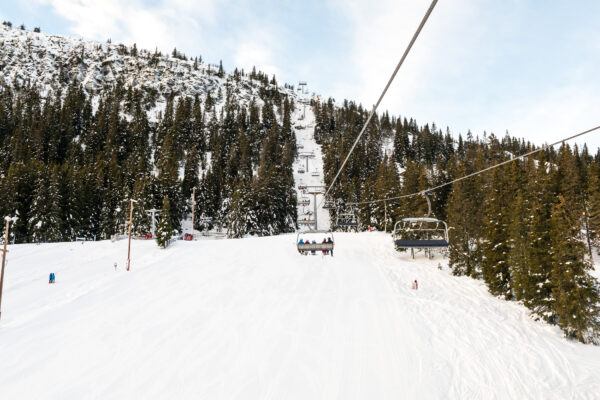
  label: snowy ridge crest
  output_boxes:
[0,25,290,108]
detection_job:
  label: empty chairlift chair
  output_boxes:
[298,211,315,227]
[392,218,449,259]
[336,206,359,229]
[298,196,310,206]
[322,199,337,210]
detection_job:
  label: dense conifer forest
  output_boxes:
[0,75,298,242]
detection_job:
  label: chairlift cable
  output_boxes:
[320,0,439,207]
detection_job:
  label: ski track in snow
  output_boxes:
[0,233,599,399]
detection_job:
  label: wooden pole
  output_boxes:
[191,187,196,236]
[384,200,387,233]
[0,219,10,320]
[313,192,318,231]
[127,200,134,271]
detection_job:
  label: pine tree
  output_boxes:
[587,162,600,250]
[182,147,199,202]
[549,196,600,343]
[447,150,486,277]
[393,122,410,166]
[156,131,183,231]
[156,196,173,248]
[481,166,513,299]
[217,60,224,78]
[226,179,261,238]
[29,164,62,242]
[516,155,555,321]
[131,177,151,236]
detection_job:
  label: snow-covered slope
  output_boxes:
[1,234,598,399]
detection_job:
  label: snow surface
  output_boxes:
[1,233,599,399]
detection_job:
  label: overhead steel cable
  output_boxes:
[347,124,600,206]
[320,0,439,206]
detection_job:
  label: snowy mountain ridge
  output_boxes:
[0,24,298,119]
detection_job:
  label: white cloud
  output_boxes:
[33,0,216,54]
[329,0,480,109]
[33,0,285,77]
[232,22,285,78]
[234,39,280,77]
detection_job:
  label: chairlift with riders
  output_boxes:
[297,230,334,255]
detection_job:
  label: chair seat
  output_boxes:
[298,243,334,251]
[394,239,449,248]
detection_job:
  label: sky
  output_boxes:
[2,0,600,150]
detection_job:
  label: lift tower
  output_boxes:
[299,152,315,172]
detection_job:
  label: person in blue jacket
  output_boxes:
[49,273,55,284]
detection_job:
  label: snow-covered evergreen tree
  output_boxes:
[550,196,600,343]
[156,196,173,248]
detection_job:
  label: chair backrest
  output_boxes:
[393,218,449,243]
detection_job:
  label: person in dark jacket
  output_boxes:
[327,237,333,256]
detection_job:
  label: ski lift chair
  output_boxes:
[297,230,334,255]
[392,218,449,258]
[298,167,305,174]
[298,197,310,206]
[336,206,359,229]
[311,170,319,177]
[298,217,315,226]
[336,213,359,228]
[392,191,449,258]
[322,199,337,210]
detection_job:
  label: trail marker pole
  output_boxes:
[313,192,318,231]
[126,199,137,272]
[0,217,15,320]
[191,187,196,236]
[384,200,387,233]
